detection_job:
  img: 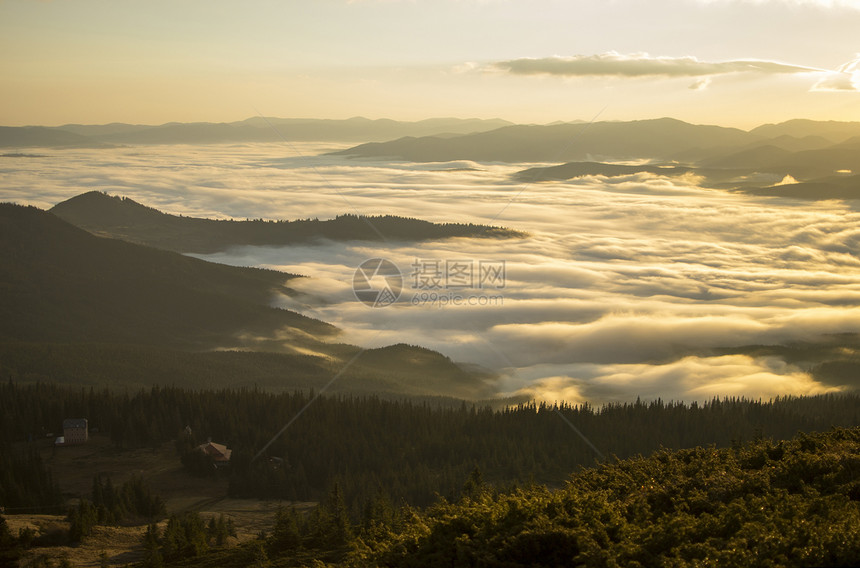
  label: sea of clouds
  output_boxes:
[4,143,860,404]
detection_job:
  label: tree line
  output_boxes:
[136,427,860,567]
[2,380,858,518]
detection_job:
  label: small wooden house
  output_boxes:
[61,418,88,445]
[196,440,232,467]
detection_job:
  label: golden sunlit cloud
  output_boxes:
[491,52,819,78]
[688,77,712,90]
[507,355,839,405]
[7,144,860,403]
[811,55,860,91]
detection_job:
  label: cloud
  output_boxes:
[811,55,860,91]
[776,174,800,185]
[452,61,479,74]
[6,144,860,404]
[689,77,712,90]
[507,355,839,405]
[491,52,818,79]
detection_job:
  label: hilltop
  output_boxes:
[0,202,320,348]
[50,191,525,253]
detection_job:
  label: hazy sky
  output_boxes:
[2,0,860,127]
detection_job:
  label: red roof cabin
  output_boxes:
[196,440,232,467]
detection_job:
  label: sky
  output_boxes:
[2,0,860,127]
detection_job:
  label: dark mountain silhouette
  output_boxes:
[0,202,327,348]
[57,122,154,137]
[0,203,495,397]
[332,118,758,163]
[0,341,495,399]
[1,117,511,147]
[681,142,860,182]
[6,117,512,146]
[50,191,524,254]
[700,144,794,169]
[231,116,513,142]
[750,134,835,152]
[666,134,832,165]
[831,135,860,149]
[0,126,107,148]
[510,131,860,200]
[513,161,694,182]
[89,122,280,144]
[745,174,860,200]
[750,119,860,142]
[763,147,860,180]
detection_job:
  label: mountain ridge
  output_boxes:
[5,117,860,151]
[0,202,496,398]
[0,117,513,147]
[506,127,860,200]
[331,117,761,163]
[50,191,525,253]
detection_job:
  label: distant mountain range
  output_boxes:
[333,117,761,162]
[50,191,524,253]
[0,117,513,147]
[0,202,497,398]
[507,125,860,200]
[4,117,860,161]
[5,116,859,200]
[328,118,860,201]
[333,117,860,164]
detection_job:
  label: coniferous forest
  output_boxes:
[51,426,859,568]
[0,384,859,567]
[2,381,859,516]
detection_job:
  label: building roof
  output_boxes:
[63,418,88,429]
[196,441,232,462]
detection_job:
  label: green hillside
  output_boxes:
[360,427,860,567]
[117,425,860,567]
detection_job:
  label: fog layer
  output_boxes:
[4,144,858,403]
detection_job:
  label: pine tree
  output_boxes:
[160,516,185,560]
[68,499,98,543]
[0,514,21,565]
[462,466,485,500]
[0,514,13,549]
[323,482,352,547]
[268,507,302,554]
[141,523,163,568]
